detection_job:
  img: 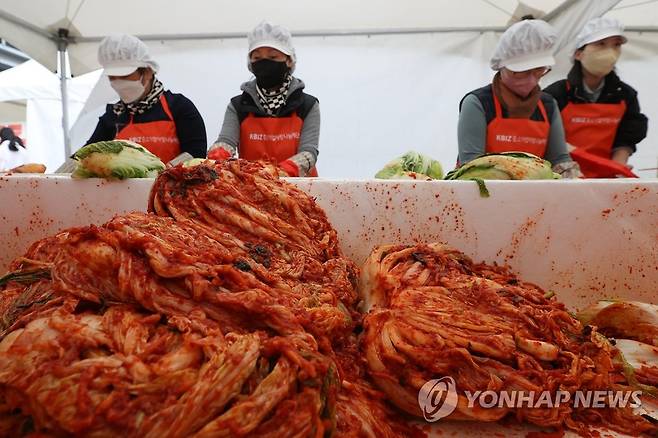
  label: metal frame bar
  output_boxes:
[0,10,56,41]
[0,42,31,70]
[72,27,658,44]
[57,29,71,159]
[75,26,511,43]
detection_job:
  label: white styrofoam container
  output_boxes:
[2,175,656,310]
[1,175,656,436]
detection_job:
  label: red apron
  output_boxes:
[485,92,549,157]
[239,112,318,177]
[561,99,630,178]
[116,94,181,163]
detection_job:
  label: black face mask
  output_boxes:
[251,59,289,89]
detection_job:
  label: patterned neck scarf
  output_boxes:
[113,78,165,116]
[492,72,541,119]
[256,74,292,116]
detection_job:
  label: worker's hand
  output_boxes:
[611,147,632,167]
[207,148,231,161]
[566,143,576,153]
[166,152,194,168]
[552,161,583,179]
[278,159,299,177]
[207,143,235,161]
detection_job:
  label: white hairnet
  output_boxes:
[490,20,557,72]
[575,17,627,50]
[97,34,159,76]
[247,21,296,72]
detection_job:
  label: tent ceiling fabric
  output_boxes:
[0,0,654,74]
[1,1,565,37]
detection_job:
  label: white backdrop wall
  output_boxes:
[70,30,658,178]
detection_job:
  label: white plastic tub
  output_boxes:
[1,175,657,437]
[1,175,656,310]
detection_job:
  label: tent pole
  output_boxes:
[57,28,71,159]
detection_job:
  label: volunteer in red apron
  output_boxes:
[458,20,581,178]
[208,22,320,177]
[86,34,207,163]
[545,18,648,178]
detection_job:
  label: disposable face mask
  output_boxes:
[111,75,146,103]
[501,72,540,98]
[251,59,289,89]
[580,46,620,77]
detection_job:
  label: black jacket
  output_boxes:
[86,90,207,158]
[544,64,648,152]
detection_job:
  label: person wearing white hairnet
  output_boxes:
[458,19,581,178]
[545,17,648,178]
[86,34,206,163]
[208,21,320,177]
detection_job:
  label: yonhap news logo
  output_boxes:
[418,377,459,421]
[418,377,644,422]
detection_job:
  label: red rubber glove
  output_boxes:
[278,159,299,177]
[208,147,232,160]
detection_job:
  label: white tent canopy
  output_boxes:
[0,0,656,177]
[1,0,656,75]
[0,60,100,170]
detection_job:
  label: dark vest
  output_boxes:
[231,89,318,123]
[460,84,556,125]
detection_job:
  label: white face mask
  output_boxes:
[110,75,146,103]
[580,46,621,77]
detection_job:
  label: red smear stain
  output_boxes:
[601,208,612,218]
[504,208,545,263]
[13,227,19,236]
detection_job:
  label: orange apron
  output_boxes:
[485,92,549,157]
[239,112,318,177]
[116,94,181,163]
[561,99,628,178]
